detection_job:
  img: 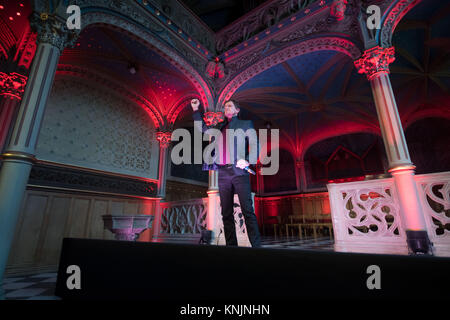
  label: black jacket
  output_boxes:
[192,110,260,174]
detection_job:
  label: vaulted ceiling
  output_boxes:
[59,25,199,124]
[227,0,450,157]
[1,0,449,155]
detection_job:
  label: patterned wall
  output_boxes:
[36,76,159,179]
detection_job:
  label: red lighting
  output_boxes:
[0,5,4,10]
[328,176,365,184]
[9,17,13,21]
[17,12,21,16]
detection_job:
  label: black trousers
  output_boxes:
[218,166,261,247]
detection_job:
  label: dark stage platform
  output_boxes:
[55,238,450,301]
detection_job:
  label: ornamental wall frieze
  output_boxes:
[147,0,215,52]
[15,27,38,70]
[56,64,165,128]
[216,0,321,54]
[29,162,158,197]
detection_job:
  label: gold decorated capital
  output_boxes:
[29,11,79,52]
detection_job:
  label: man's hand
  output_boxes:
[191,99,200,111]
[236,159,249,170]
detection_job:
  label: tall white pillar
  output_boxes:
[207,169,221,243]
[0,12,78,299]
[355,46,431,254]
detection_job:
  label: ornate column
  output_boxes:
[207,169,220,242]
[202,111,223,243]
[354,46,431,254]
[0,73,28,151]
[0,12,78,299]
[151,131,171,242]
[156,131,172,198]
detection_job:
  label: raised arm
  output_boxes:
[191,98,208,133]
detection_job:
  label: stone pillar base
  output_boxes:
[406,230,433,255]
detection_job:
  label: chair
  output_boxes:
[286,214,304,239]
[314,212,334,239]
[263,215,285,238]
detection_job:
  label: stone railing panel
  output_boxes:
[328,177,408,254]
[415,172,450,256]
[159,198,208,235]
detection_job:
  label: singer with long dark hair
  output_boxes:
[191,98,261,247]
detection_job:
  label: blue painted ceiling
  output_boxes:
[230,0,450,151]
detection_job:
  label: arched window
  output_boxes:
[304,133,385,188]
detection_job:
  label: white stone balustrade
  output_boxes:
[154,194,253,246]
[415,172,450,256]
[328,172,450,256]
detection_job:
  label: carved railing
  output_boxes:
[328,177,407,255]
[155,194,252,245]
[415,172,450,255]
[159,198,208,239]
[215,0,319,54]
[328,172,450,256]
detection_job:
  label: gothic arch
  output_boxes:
[79,12,214,110]
[166,94,200,128]
[30,0,214,110]
[378,0,423,47]
[403,107,450,129]
[299,121,381,163]
[217,35,362,106]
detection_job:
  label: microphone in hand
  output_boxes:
[237,159,255,175]
[243,166,256,175]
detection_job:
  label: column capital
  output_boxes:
[354,46,395,80]
[156,131,172,149]
[0,72,28,100]
[29,12,79,52]
[203,111,225,127]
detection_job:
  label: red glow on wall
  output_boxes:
[328,176,365,184]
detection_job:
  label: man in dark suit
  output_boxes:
[191,99,261,247]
